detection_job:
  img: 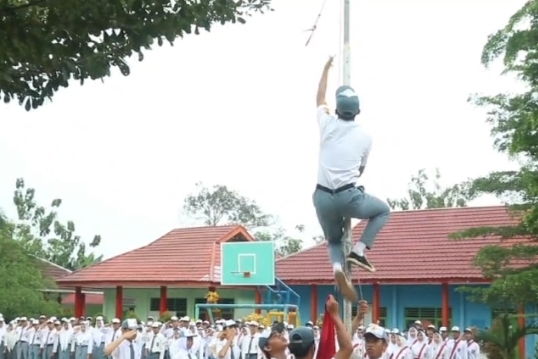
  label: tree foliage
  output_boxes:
[183,182,273,227]
[451,0,538,307]
[387,169,470,210]
[476,314,538,359]
[0,0,271,110]
[0,213,62,319]
[11,178,102,270]
[255,227,303,257]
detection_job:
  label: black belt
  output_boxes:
[316,183,355,194]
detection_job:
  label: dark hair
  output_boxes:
[288,343,315,358]
[335,109,357,121]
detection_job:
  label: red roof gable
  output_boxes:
[57,225,253,287]
[37,257,72,280]
[276,206,524,284]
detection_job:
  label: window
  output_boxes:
[352,306,388,327]
[195,298,235,320]
[404,307,452,329]
[149,298,187,317]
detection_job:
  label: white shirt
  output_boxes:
[215,338,240,359]
[316,105,372,189]
[466,341,479,359]
[240,334,259,355]
[111,340,142,359]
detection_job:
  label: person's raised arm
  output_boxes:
[104,330,137,356]
[326,295,353,359]
[316,57,333,108]
[351,300,369,333]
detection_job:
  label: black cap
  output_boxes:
[287,327,315,355]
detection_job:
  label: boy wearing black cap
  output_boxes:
[313,56,391,301]
[287,295,352,359]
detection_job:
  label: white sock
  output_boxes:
[333,263,343,273]
[353,242,366,256]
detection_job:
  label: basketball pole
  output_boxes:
[341,0,353,335]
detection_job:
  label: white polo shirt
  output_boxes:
[316,105,372,189]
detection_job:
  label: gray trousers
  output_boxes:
[29,345,40,359]
[313,186,390,265]
[16,342,29,359]
[58,348,70,359]
[42,345,54,359]
[75,346,88,359]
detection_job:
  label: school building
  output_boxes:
[55,206,537,358]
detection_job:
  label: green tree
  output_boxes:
[387,169,470,210]
[12,178,102,270]
[183,182,273,227]
[0,0,271,110]
[476,314,538,359]
[255,227,303,257]
[0,214,62,319]
[450,0,538,308]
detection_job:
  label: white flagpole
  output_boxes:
[341,0,353,334]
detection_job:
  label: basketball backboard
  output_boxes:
[221,241,275,286]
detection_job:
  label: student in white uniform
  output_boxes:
[41,319,57,359]
[240,322,259,359]
[392,334,412,359]
[462,329,479,359]
[27,320,41,359]
[313,56,390,302]
[147,323,166,359]
[216,321,239,359]
[15,317,30,359]
[427,333,446,359]
[104,319,141,359]
[443,327,466,359]
[177,333,201,359]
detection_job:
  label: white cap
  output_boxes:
[464,327,473,333]
[180,316,190,322]
[151,322,160,328]
[112,318,121,324]
[427,324,436,329]
[224,319,236,328]
[54,320,61,325]
[451,326,460,332]
[20,317,27,321]
[414,320,422,325]
[439,326,447,332]
[32,319,39,325]
[364,324,388,340]
[196,320,202,323]
[171,316,179,321]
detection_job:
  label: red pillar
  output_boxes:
[160,286,168,315]
[254,288,262,314]
[74,287,83,317]
[442,283,450,326]
[311,285,318,323]
[115,286,123,319]
[80,293,86,316]
[372,283,380,323]
[518,306,526,359]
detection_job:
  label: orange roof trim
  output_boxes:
[57,224,253,287]
[276,206,524,283]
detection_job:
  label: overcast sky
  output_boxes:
[0,0,526,259]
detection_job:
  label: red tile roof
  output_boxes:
[36,257,72,280]
[62,293,104,305]
[57,225,253,287]
[276,206,526,284]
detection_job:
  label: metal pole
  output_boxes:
[341,0,353,335]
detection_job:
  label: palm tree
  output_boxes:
[477,313,538,359]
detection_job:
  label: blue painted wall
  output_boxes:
[290,284,538,359]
